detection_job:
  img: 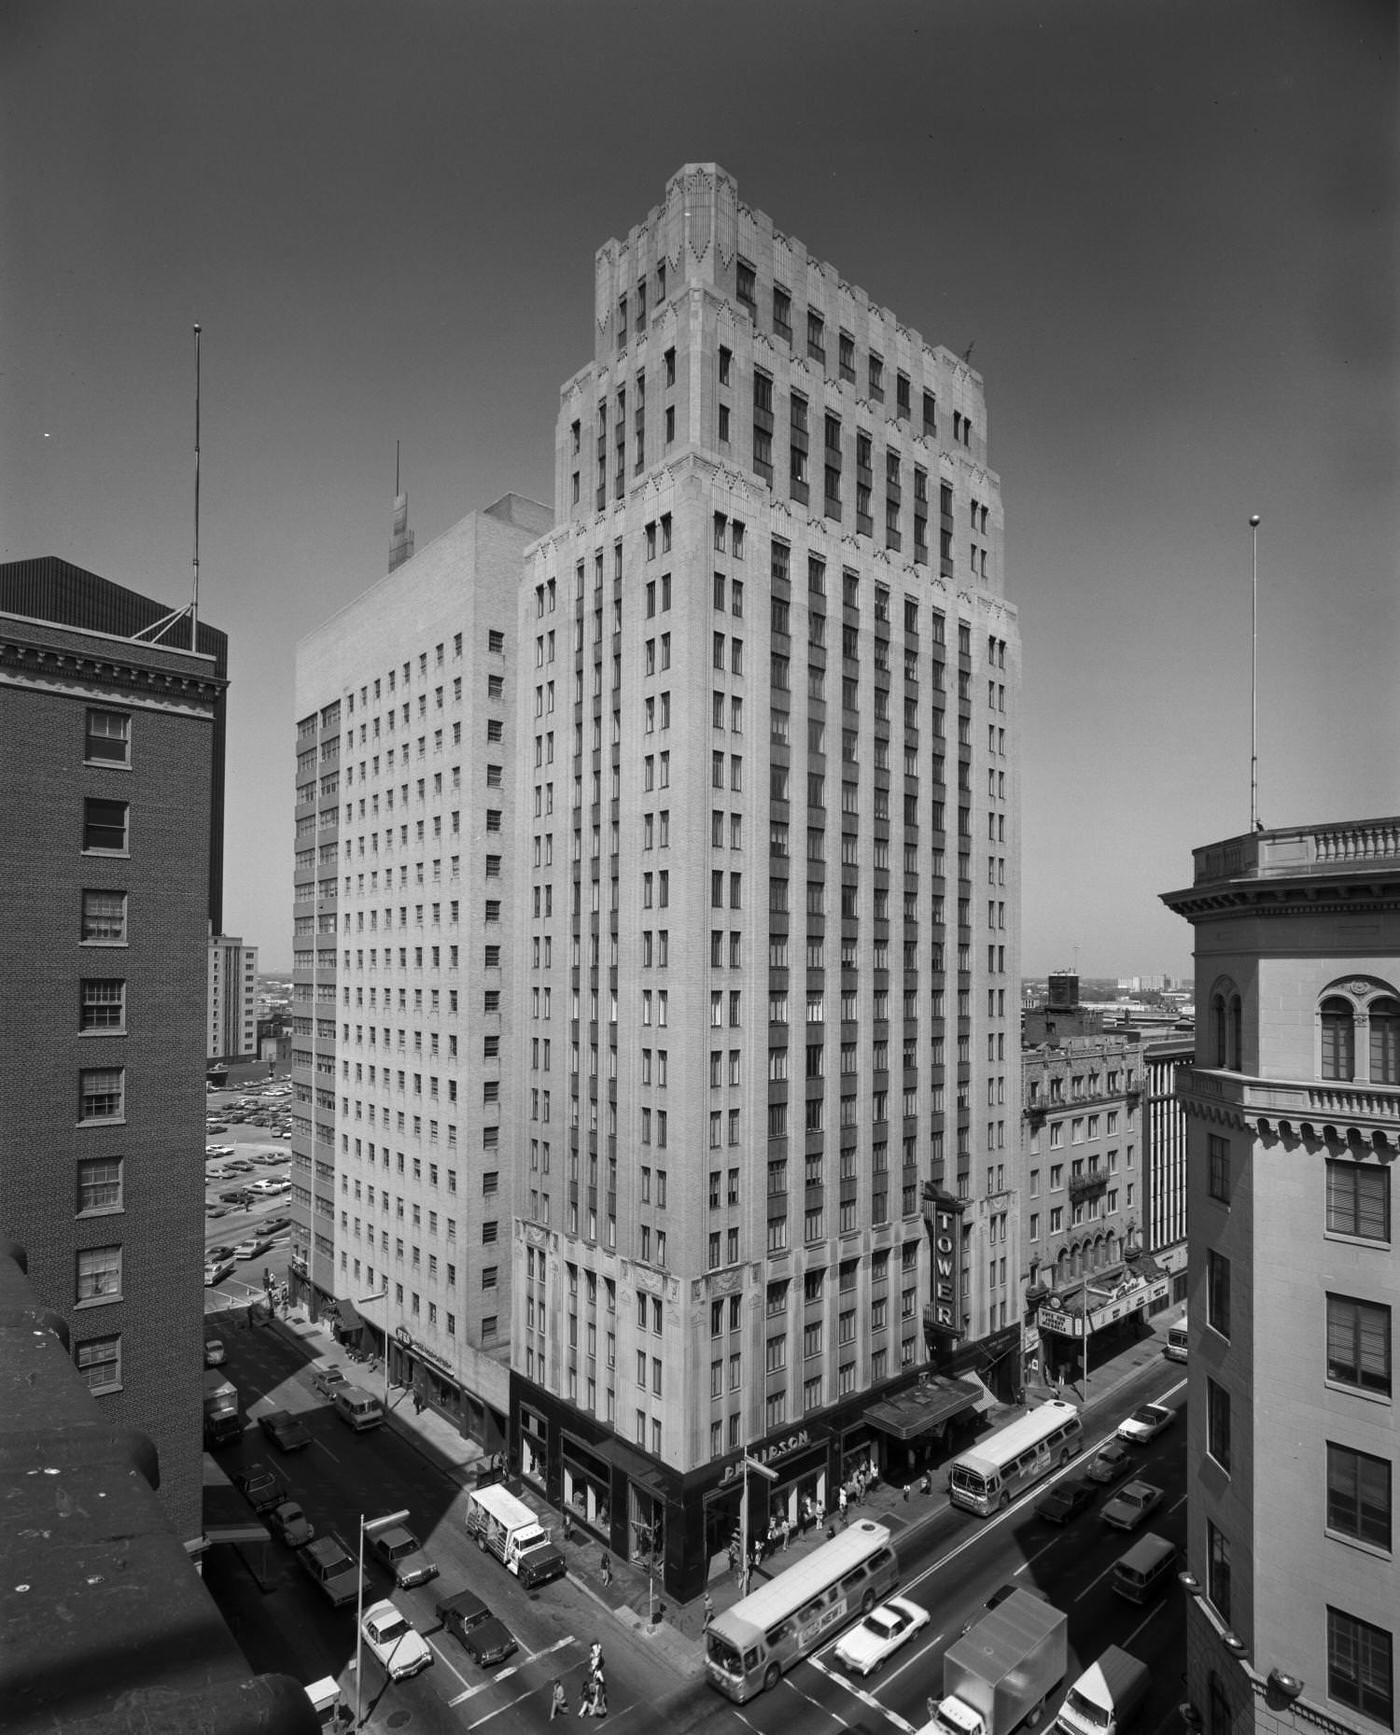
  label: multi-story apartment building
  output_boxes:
[511,164,1021,1597]
[1140,1029,1192,1301]
[1163,819,1399,1735]
[1020,978,1169,1386]
[208,931,258,1063]
[0,557,226,1549]
[290,495,551,1448]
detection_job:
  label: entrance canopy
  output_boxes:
[866,1375,982,1441]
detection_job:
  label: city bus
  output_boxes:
[947,1398,1083,1515]
[1164,1314,1188,1363]
[705,1519,899,1702]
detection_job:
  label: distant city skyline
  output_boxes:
[3,0,1394,978]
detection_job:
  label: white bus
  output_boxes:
[705,1519,899,1702]
[1164,1314,1188,1363]
[947,1398,1083,1516]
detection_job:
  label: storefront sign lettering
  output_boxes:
[718,1428,811,1483]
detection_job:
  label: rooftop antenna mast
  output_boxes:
[1249,515,1261,831]
[191,323,202,652]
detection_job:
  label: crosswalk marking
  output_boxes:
[447,1635,575,1707]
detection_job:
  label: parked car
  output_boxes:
[436,1587,517,1666]
[205,1204,231,1218]
[259,1408,312,1452]
[203,1258,234,1287]
[206,1144,234,1158]
[1086,1441,1135,1485]
[1102,1480,1165,1532]
[267,1498,315,1547]
[218,1190,247,1204]
[1117,1403,1176,1444]
[370,1524,439,1589]
[234,1462,286,1514]
[1036,1476,1096,1524]
[206,1122,229,1133]
[835,1596,930,1675]
[309,1358,348,1398]
[204,1338,227,1366]
[263,1215,293,1233]
[360,1600,433,1680]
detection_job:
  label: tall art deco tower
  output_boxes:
[511,165,1021,1598]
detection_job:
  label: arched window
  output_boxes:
[1370,997,1400,1085]
[1229,996,1243,1071]
[1321,997,1356,1081]
[1212,995,1228,1068]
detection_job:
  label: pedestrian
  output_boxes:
[927,1696,940,1723]
[703,1591,714,1629]
[412,1389,425,1415]
[563,1509,573,1544]
[550,1679,569,1720]
[838,1486,848,1526]
[600,1551,612,1587]
[779,1514,790,1552]
[903,1482,911,1503]
[588,1641,604,1678]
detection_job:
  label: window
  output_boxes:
[1206,1521,1231,1623]
[79,1068,124,1122]
[81,890,127,943]
[1327,1293,1391,1395]
[68,1152,128,1230]
[1206,1377,1230,1474]
[1206,1249,1230,1339]
[1207,1134,1230,1203]
[1372,998,1400,1084]
[1328,1607,1394,1727]
[85,710,130,764]
[75,1333,121,1392]
[1328,1161,1391,1242]
[1322,997,1356,1080]
[76,1244,122,1303]
[80,979,125,1031]
[1327,1442,1391,1549]
[83,799,128,853]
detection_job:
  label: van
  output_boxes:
[332,1383,384,1431]
[1111,1532,1178,1603]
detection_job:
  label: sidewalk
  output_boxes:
[270,1303,1183,1685]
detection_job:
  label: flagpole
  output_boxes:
[1249,515,1260,831]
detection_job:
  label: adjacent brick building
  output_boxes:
[0,560,227,1548]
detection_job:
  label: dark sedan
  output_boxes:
[436,1588,518,1667]
[259,1409,312,1452]
[1036,1475,1097,1524]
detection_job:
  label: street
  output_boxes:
[201,1298,1186,1734]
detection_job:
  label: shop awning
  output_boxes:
[866,1375,982,1440]
[596,1437,668,1494]
[330,1298,367,1336]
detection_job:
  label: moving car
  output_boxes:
[959,1580,1047,1635]
[370,1523,439,1589]
[1101,1479,1164,1532]
[1086,1441,1134,1485]
[206,1144,234,1158]
[206,1122,229,1133]
[267,1499,315,1547]
[234,1462,287,1514]
[235,1237,271,1260]
[204,1258,234,1287]
[1035,1476,1096,1524]
[1116,1403,1175,1445]
[205,1203,231,1218]
[206,1243,237,1263]
[218,1188,251,1204]
[360,1600,433,1681]
[259,1408,312,1452]
[834,1595,930,1676]
[204,1338,227,1367]
[436,1587,517,1666]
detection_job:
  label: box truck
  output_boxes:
[202,1372,241,1448]
[464,1484,566,1587]
[1055,1648,1150,1735]
[926,1588,1068,1735]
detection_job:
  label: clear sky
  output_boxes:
[3,0,1395,978]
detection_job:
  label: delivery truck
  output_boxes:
[464,1483,566,1587]
[1054,1647,1150,1735]
[202,1372,241,1448]
[926,1588,1068,1735]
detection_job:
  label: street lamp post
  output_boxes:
[354,1506,410,1728]
[739,1453,777,1597]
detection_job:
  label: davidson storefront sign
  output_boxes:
[718,1428,814,1484]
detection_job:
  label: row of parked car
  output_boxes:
[231,1360,520,1683]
